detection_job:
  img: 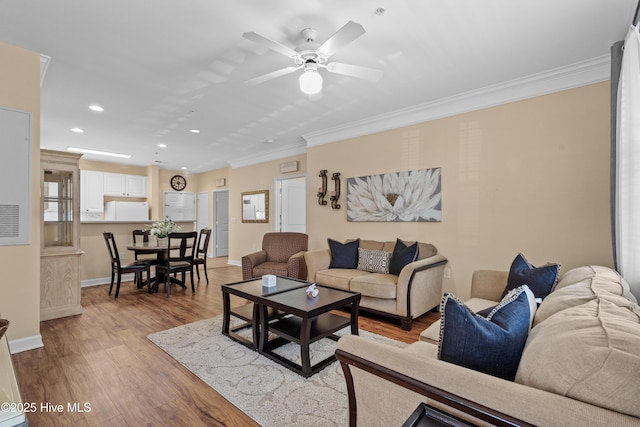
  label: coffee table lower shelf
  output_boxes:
[261,312,353,377]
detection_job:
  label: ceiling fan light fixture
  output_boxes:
[299,69,323,95]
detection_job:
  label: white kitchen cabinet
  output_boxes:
[80,170,104,212]
[103,173,147,197]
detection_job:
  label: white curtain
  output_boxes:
[616,24,640,301]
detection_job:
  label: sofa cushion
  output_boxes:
[502,253,559,300]
[438,286,535,381]
[535,265,638,325]
[253,262,288,277]
[516,298,640,418]
[315,268,368,291]
[350,273,398,299]
[328,238,359,269]
[389,239,418,275]
[357,248,391,274]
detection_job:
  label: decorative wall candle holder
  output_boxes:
[318,169,328,206]
[331,172,341,209]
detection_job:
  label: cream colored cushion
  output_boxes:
[516,299,640,418]
[350,273,398,299]
[535,265,638,325]
[315,269,368,290]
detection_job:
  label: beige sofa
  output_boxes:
[336,265,640,426]
[304,239,447,330]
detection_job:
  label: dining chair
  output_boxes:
[155,231,197,297]
[103,232,151,298]
[132,229,158,287]
[192,228,212,283]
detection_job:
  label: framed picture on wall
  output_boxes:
[346,168,441,222]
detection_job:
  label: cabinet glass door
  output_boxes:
[43,170,74,247]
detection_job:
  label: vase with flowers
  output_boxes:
[147,217,181,245]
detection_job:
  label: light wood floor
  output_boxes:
[12,259,439,426]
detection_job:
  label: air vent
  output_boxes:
[0,205,19,237]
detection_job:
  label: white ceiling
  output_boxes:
[0,1,637,173]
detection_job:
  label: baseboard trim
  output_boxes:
[227,259,241,267]
[81,274,135,288]
[9,334,43,354]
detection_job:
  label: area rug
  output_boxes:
[147,315,406,427]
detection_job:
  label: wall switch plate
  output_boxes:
[444,268,451,279]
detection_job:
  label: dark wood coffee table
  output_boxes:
[221,276,308,349]
[257,285,361,377]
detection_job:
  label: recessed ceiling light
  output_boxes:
[89,105,104,112]
[67,146,131,159]
[264,138,274,144]
[71,128,84,133]
[157,143,167,148]
[189,129,200,134]
[181,167,188,170]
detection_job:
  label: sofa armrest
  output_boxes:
[241,250,267,280]
[304,249,331,282]
[395,254,448,321]
[470,270,508,300]
[287,250,308,280]
[336,335,634,427]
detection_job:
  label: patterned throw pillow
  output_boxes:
[357,248,391,274]
[438,286,536,381]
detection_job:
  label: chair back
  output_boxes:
[103,232,121,268]
[132,229,150,243]
[132,229,150,260]
[262,232,308,263]
[167,232,197,265]
[196,228,212,259]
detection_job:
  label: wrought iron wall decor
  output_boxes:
[330,172,341,209]
[318,169,328,206]
[346,168,442,222]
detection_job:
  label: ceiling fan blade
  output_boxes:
[318,21,366,57]
[325,62,383,82]
[245,66,300,85]
[242,32,299,58]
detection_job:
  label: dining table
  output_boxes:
[126,240,189,293]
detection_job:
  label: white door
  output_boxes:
[278,177,306,232]
[213,191,229,257]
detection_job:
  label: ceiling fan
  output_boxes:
[243,21,383,95]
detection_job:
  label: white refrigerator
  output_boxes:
[104,201,149,221]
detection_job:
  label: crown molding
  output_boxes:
[40,54,51,88]
[303,55,611,147]
[228,142,307,168]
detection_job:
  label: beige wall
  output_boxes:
[0,42,41,343]
[228,154,307,261]
[306,82,612,299]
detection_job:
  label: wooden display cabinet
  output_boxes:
[40,149,84,321]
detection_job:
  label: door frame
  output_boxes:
[273,174,306,232]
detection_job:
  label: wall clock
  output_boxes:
[170,175,187,191]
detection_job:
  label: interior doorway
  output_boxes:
[274,176,306,233]
[212,190,229,257]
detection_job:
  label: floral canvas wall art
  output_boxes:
[346,168,441,222]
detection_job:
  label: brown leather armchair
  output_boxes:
[242,232,308,280]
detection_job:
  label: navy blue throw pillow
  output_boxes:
[328,239,360,269]
[389,239,418,275]
[502,253,559,300]
[438,287,534,381]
